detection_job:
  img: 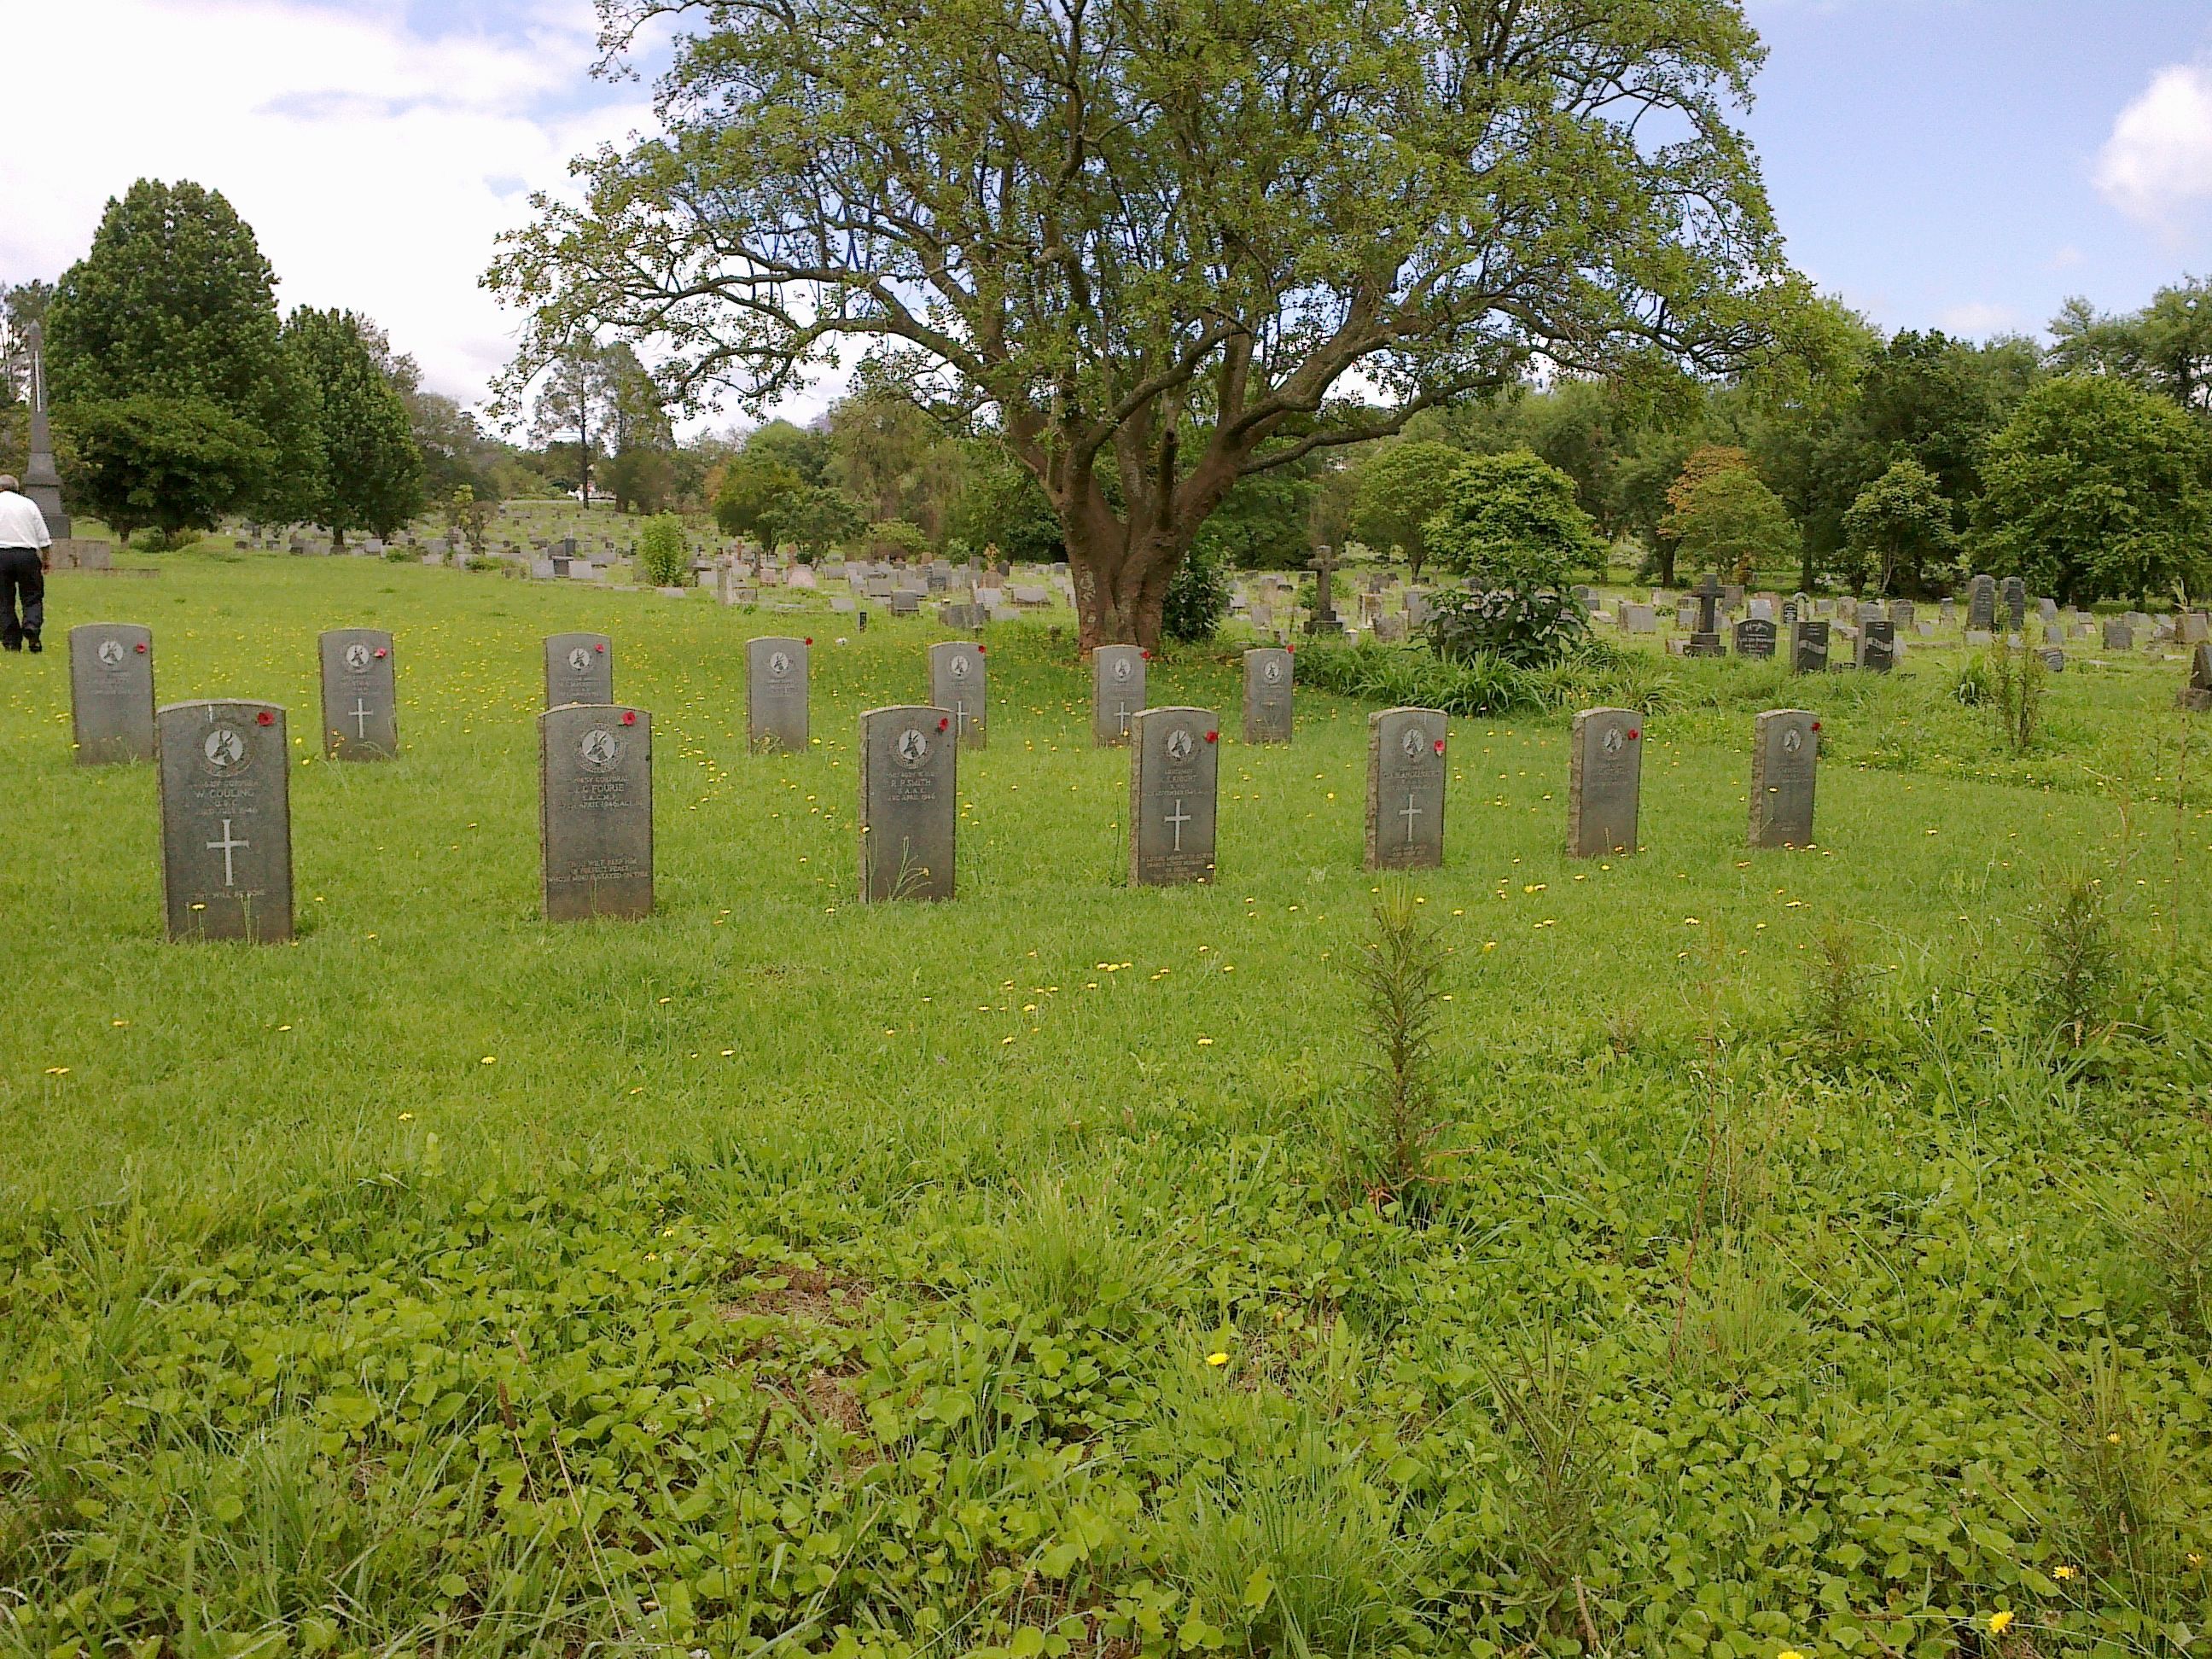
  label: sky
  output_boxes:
[4,0,2210,428]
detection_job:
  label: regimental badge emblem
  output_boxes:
[201,726,249,774]
[1112,659,1132,682]
[1166,726,1195,762]
[895,727,930,768]
[1602,727,1625,757]
[769,650,792,678]
[568,647,592,674]
[1264,661,1284,684]
[97,638,125,667]
[344,643,373,672]
[949,656,969,680]
[1400,727,1426,760]
[579,728,624,771]
[1782,728,1804,757]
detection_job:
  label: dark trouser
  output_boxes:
[0,546,42,648]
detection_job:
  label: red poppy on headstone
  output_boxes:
[134,642,147,654]
[937,717,950,732]
[256,711,274,726]
[620,710,637,726]
[1204,730,1219,743]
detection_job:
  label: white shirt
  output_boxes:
[0,491,51,550]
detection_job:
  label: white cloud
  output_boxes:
[0,0,653,412]
[2095,58,2212,241]
[1936,301,2018,337]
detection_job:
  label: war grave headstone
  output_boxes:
[69,623,155,765]
[929,641,988,749]
[1243,648,1294,744]
[544,632,614,707]
[1859,619,1896,673]
[746,637,811,752]
[1365,707,1447,870]
[858,705,958,901]
[1129,707,1220,886]
[158,700,294,942]
[319,628,399,760]
[1566,707,1643,859]
[1967,575,1997,632]
[1749,709,1819,850]
[1734,616,1777,659]
[1790,618,1830,674]
[1093,644,1146,746]
[2181,644,2212,713]
[538,704,653,921]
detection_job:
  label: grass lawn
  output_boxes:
[3,550,2209,1658]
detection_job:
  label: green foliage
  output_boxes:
[945,445,1062,564]
[1985,626,2049,755]
[2049,277,2212,412]
[2034,870,2121,1047]
[1840,457,1959,597]
[713,447,802,542]
[1192,464,1318,572]
[1424,449,1599,590]
[779,485,867,560]
[58,394,276,544]
[1297,637,1668,718]
[1663,464,1797,584]
[1423,585,1591,669]
[283,307,423,539]
[636,514,690,585]
[1348,442,1467,579]
[1804,923,1871,1054]
[864,517,930,560]
[1977,375,2212,604]
[1161,536,1231,643]
[1348,884,1447,1202]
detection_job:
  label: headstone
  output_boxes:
[1781,597,1800,626]
[538,704,653,921]
[1685,574,1726,657]
[1790,619,1830,674]
[1733,617,1778,660]
[1093,644,1146,746]
[1621,604,1656,634]
[2181,644,2212,713]
[158,700,294,942]
[1967,575,1996,632]
[928,641,988,749]
[2039,597,2059,623]
[1566,707,1643,859]
[857,705,958,900]
[1749,709,1819,850]
[1365,707,1447,870]
[889,591,921,617]
[1748,597,1774,622]
[2040,648,2067,673]
[1859,619,1896,673]
[2002,577,2027,631]
[2104,619,2134,652]
[747,636,811,752]
[1966,629,1994,647]
[1243,648,1293,744]
[1306,544,1343,636]
[2181,614,2210,646]
[68,623,155,765]
[1835,596,1858,626]
[1891,600,1916,632]
[1128,707,1220,886]
[1940,600,1957,626]
[544,632,613,707]
[319,628,399,759]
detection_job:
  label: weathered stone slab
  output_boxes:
[858,705,958,900]
[1859,619,1896,673]
[320,628,398,759]
[1733,618,1777,659]
[1243,648,1294,743]
[1365,707,1447,870]
[1790,619,1830,674]
[1129,707,1219,885]
[1749,708,1819,849]
[544,632,613,707]
[1566,707,1643,859]
[1093,645,1146,747]
[1967,575,1996,632]
[928,641,988,749]
[538,704,653,921]
[69,622,154,765]
[748,636,812,752]
[158,700,294,942]
[2181,643,2212,713]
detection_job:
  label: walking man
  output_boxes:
[0,474,51,652]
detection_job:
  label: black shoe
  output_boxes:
[1,640,19,653]
[25,637,39,654]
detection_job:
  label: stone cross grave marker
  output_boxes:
[319,628,398,759]
[1733,617,1777,659]
[1567,707,1643,859]
[158,700,294,942]
[1859,619,1896,673]
[928,641,988,749]
[1790,618,1830,674]
[69,623,155,765]
[1243,648,1294,743]
[538,703,653,920]
[858,705,958,900]
[1749,709,1819,849]
[1129,707,1220,885]
[1967,575,1996,632]
[1686,574,1726,657]
[544,632,613,707]
[748,636,812,752]
[1093,644,1146,746]
[1305,544,1343,636]
[1365,707,1447,870]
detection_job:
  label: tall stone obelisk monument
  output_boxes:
[22,323,70,539]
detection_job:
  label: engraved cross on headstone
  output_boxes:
[1400,791,1423,845]
[206,818,248,888]
[350,698,373,738]
[1166,796,1191,852]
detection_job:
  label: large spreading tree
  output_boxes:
[284,308,424,542]
[492,0,1802,648]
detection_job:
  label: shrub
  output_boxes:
[1348,883,1448,1205]
[1162,538,1231,643]
[1425,585,1590,668]
[637,514,690,586]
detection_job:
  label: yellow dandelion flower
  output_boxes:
[2051,1565,2075,1581]
[1987,1611,2013,1636]
[1206,1352,1229,1366]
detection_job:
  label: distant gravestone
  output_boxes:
[1891,600,1916,632]
[2180,644,2212,713]
[69,623,155,765]
[1566,707,1643,859]
[2104,618,2134,652]
[1365,707,1447,870]
[1749,709,1819,849]
[544,632,613,707]
[158,700,294,942]
[1733,617,1777,659]
[2183,614,2212,645]
[1093,644,1146,746]
[928,641,988,748]
[2040,647,2067,673]
[1621,603,1656,634]
[748,636,811,752]
[1685,574,1726,657]
[858,705,958,900]
[1790,619,1830,674]
[538,703,653,921]
[1967,575,1997,632]
[1859,619,1896,673]
[1243,648,1294,743]
[319,628,399,759]
[2002,577,2027,631]
[1129,707,1220,885]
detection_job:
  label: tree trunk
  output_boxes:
[1066,521,1183,652]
